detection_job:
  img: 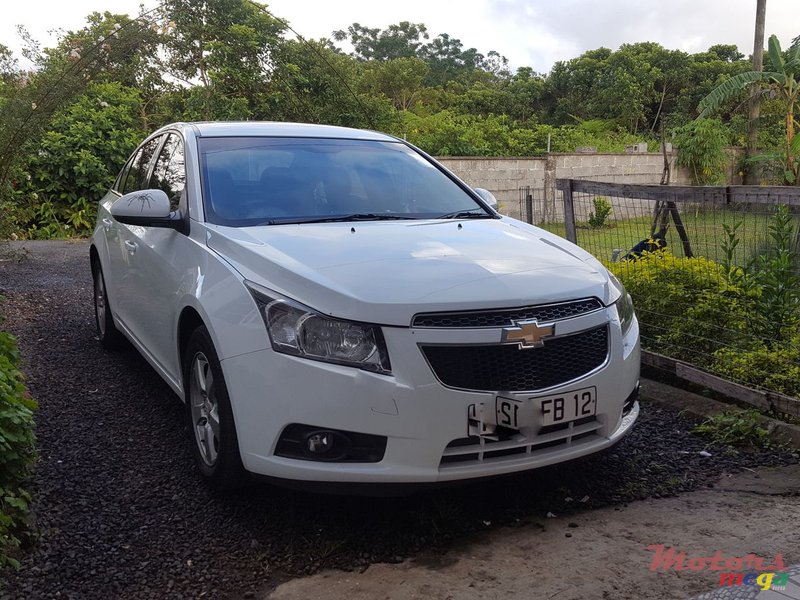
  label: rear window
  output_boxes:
[197,137,481,226]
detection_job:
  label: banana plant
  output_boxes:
[698,35,800,185]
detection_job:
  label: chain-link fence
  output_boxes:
[557,179,800,415]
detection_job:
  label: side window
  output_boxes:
[150,134,186,212]
[122,136,161,195]
[116,149,141,194]
[114,152,136,193]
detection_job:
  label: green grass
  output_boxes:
[538,205,794,266]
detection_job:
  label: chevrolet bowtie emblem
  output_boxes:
[502,320,555,349]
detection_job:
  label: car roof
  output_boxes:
[171,121,399,142]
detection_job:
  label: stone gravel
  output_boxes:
[0,240,797,600]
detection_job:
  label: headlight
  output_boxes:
[615,290,635,337]
[246,282,391,374]
[607,272,635,336]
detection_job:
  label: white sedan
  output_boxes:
[90,121,640,490]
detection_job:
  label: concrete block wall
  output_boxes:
[436,157,546,219]
[439,152,692,222]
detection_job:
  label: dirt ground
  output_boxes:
[267,466,800,600]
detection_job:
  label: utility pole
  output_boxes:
[746,0,767,184]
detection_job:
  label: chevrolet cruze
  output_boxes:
[90,122,640,490]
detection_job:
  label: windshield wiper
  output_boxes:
[436,209,493,219]
[260,213,418,225]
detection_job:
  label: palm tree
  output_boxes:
[698,35,800,185]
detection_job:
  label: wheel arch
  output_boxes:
[177,306,207,398]
[89,244,100,270]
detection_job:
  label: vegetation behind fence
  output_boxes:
[557,179,800,413]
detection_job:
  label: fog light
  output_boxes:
[306,431,334,455]
[276,423,387,462]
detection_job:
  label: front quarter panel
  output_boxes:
[182,225,270,364]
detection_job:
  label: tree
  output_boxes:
[672,118,729,184]
[746,0,767,184]
[332,22,429,61]
[362,57,429,111]
[699,35,800,184]
[267,38,392,129]
[19,82,145,236]
[0,13,160,210]
[158,0,285,119]
[707,44,745,63]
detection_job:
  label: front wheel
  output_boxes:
[184,325,247,490]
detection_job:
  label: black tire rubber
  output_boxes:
[92,261,126,350]
[183,325,248,490]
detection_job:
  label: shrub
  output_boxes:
[17,82,144,238]
[712,337,800,398]
[672,118,729,185]
[748,205,800,341]
[611,244,800,400]
[692,409,771,448]
[588,196,612,228]
[608,251,754,365]
[0,316,37,570]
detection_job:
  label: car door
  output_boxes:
[103,135,163,330]
[121,132,192,382]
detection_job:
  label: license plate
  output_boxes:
[471,386,597,434]
[538,387,597,426]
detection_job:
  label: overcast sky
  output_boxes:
[2,0,797,73]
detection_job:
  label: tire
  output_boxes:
[92,261,126,350]
[183,325,247,490]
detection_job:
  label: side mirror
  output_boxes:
[111,189,178,228]
[474,188,499,211]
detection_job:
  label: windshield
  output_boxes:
[198,137,489,226]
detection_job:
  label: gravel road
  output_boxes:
[0,240,797,600]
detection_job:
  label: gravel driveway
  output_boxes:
[0,240,797,600]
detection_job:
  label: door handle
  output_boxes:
[102,218,113,230]
[124,240,138,255]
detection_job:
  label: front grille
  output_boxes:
[412,298,603,328]
[421,325,608,392]
[440,416,602,467]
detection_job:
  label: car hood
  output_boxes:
[206,218,613,326]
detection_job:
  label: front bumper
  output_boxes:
[221,313,640,484]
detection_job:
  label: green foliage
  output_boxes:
[611,207,800,399]
[158,0,285,120]
[0,10,782,238]
[712,337,800,398]
[588,197,612,228]
[672,118,729,184]
[610,251,753,367]
[0,9,161,228]
[0,310,37,569]
[692,409,771,448]
[747,205,800,340]
[698,34,800,185]
[361,57,429,111]
[719,206,800,342]
[18,82,144,237]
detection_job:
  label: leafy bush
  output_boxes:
[0,316,37,569]
[692,409,771,448]
[712,337,800,398]
[17,82,144,238]
[588,196,612,228]
[672,118,729,185]
[612,222,800,399]
[748,205,800,341]
[609,251,754,366]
